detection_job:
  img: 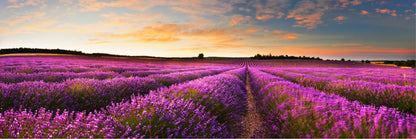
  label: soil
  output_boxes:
[239,70,264,138]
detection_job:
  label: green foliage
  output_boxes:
[251,53,322,60]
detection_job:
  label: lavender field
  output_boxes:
[0,55,415,138]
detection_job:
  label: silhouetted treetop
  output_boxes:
[251,53,322,60]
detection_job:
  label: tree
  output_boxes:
[341,58,345,61]
[198,53,204,59]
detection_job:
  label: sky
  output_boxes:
[0,0,415,60]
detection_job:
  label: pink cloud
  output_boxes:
[172,7,200,14]
[286,0,331,29]
[229,15,251,26]
[340,0,363,7]
[376,8,398,17]
[252,0,287,20]
[256,14,274,21]
[333,16,345,21]
[269,30,301,41]
[361,10,369,15]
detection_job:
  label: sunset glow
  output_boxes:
[0,0,415,60]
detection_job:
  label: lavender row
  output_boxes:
[0,68,246,138]
[0,57,230,74]
[283,68,416,86]
[263,68,416,114]
[0,94,228,138]
[147,68,232,86]
[151,68,247,137]
[0,68,233,113]
[249,68,416,138]
[0,71,122,83]
[0,77,161,113]
[119,67,211,77]
[0,67,211,84]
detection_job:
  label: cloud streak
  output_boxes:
[7,0,46,8]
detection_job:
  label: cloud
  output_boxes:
[93,22,242,43]
[172,7,200,14]
[7,0,46,8]
[12,20,65,34]
[376,8,397,16]
[78,0,242,14]
[252,0,287,20]
[256,14,274,21]
[229,15,252,26]
[332,43,362,47]
[361,10,369,15]
[88,19,300,50]
[339,0,362,7]
[246,28,260,33]
[0,27,10,34]
[0,12,46,26]
[100,13,164,26]
[60,0,72,4]
[269,30,300,41]
[281,33,300,41]
[239,7,251,12]
[286,0,331,29]
[333,16,345,21]
[78,0,160,12]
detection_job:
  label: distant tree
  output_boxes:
[253,54,262,59]
[198,53,204,59]
[361,60,365,63]
[341,58,345,61]
[347,59,351,62]
[365,60,370,63]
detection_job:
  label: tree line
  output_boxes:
[251,53,322,60]
[0,48,134,57]
[383,60,415,68]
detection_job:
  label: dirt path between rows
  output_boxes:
[239,69,264,138]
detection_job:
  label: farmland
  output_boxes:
[0,55,415,138]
